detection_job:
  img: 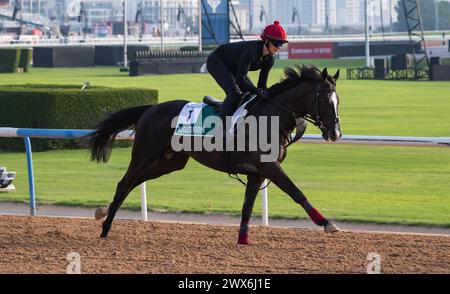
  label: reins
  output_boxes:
[225,80,338,189]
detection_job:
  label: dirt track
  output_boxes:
[0,215,449,274]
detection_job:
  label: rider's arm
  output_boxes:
[235,48,259,95]
[257,56,274,89]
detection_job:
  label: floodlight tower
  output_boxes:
[400,0,431,79]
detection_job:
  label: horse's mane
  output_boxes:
[268,65,322,97]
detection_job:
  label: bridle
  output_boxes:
[306,84,341,132]
[226,80,340,188]
[262,81,340,145]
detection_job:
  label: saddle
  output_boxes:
[203,96,222,113]
[203,94,308,146]
[203,93,254,114]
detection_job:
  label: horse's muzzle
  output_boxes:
[323,125,342,142]
[330,130,342,142]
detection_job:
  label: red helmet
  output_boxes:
[261,21,288,43]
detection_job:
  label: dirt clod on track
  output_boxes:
[0,215,449,273]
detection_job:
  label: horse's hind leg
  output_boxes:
[100,152,189,238]
[99,158,145,238]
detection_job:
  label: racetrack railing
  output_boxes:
[0,127,449,225]
[0,128,139,219]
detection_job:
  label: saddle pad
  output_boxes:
[174,102,218,137]
[173,96,256,137]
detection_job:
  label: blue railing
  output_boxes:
[0,128,134,216]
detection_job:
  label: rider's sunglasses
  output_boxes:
[270,39,285,48]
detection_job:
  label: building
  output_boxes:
[229,0,249,33]
[1,0,404,37]
[336,0,360,25]
[314,0,336,28]
[244,0,269,34]
[359,0,398,30]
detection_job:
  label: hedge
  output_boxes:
[0,49,20,73]
[0,84,158,151]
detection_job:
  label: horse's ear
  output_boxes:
[333,69,340,81]
[321,68,328,82]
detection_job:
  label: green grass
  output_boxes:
[1,145,449,226]
[1,59,450,226]
[441,58,450,65]
[1,59,449,137]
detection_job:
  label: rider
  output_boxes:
[206,21,288,120]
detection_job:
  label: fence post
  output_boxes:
[23,137,36,216]
[140,182,148,221]
[261,180,269,226]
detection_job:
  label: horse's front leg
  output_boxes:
[238,174,266,245]
[258,162,339,233]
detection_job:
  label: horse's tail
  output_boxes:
[89,105,152,163]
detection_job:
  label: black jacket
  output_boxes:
[214,40,274,94]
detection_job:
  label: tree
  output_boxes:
[394,0,450,31]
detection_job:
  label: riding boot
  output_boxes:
[219,95,239,122]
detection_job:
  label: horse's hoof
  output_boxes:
[95,207,108,220]
[324,222,340,233]
[237,234,250,245]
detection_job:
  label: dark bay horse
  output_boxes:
[89,65,342,245]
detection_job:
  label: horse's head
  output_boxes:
[309,68,342,142]
[268,65,342,142]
